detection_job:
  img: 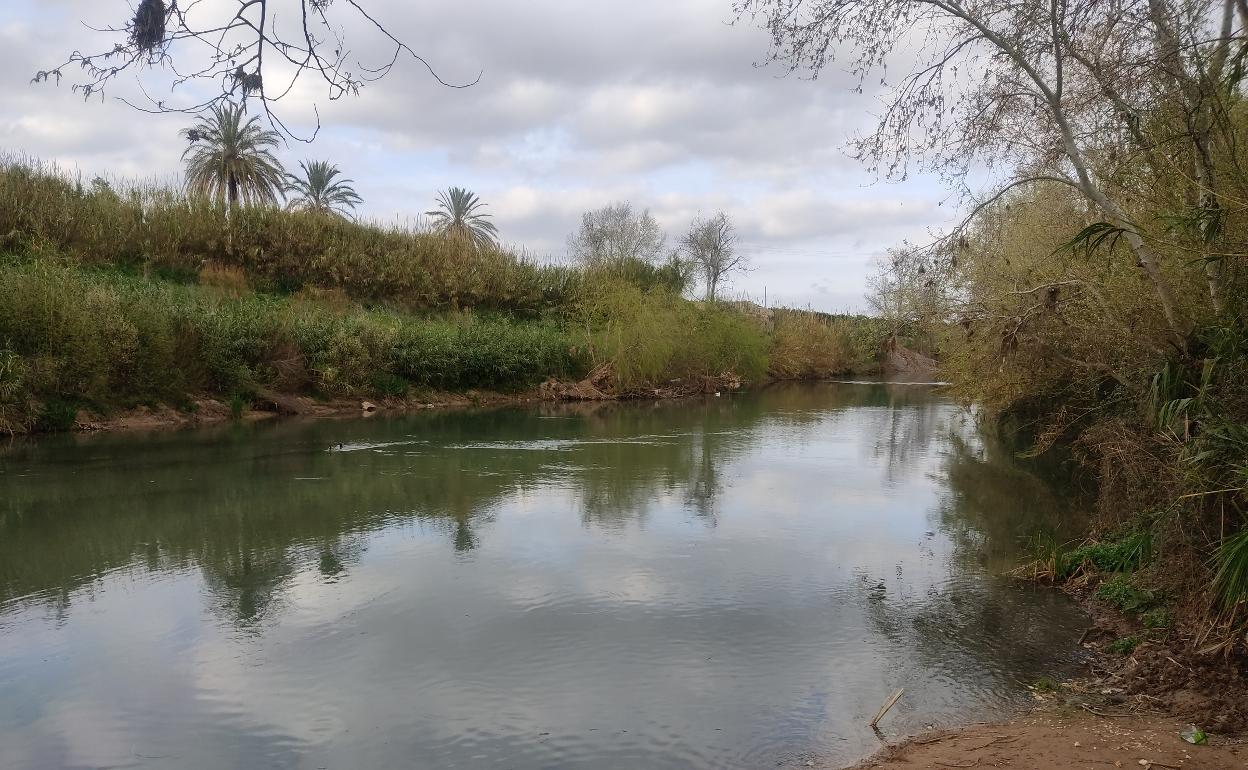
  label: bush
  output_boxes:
[1095,574,1157,613]
[1059,530,1152,578]
[579,280,768,389]
[0,256,584,427]
[768,311,853,379]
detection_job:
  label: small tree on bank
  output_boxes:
[681,212,744,301]
[567,202,668,269]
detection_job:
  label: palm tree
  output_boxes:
[425,187,499,250]
[181,102,286,209]
[285,160,362,217]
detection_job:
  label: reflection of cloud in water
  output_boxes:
[0,383,1089,770]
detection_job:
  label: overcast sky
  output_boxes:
[0,0,956,311]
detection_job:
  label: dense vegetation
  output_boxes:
[0,159,885,434]
[739,0,1248,647]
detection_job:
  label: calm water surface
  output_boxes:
[0,383,1087,769]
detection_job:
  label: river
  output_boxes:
[0,381,1087,769]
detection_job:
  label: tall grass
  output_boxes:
[0,157,579,315]
[0,256,582,432]
[768,311,853,379]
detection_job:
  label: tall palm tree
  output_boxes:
[285,160,362,217]
[425,187,499,250]
[181,102,286,209]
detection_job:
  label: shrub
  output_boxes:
[579,280,768,389]
[768,311,852,379]
[0,257,584,428]
[0,157,578,316]
[1058,530,1152,578]
[1095,574,1157,613]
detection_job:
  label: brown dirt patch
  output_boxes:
[829,712,1244,770]
[1068,589,1248,734]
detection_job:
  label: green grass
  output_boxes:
[0,157,579,316]
[0,256,584,432]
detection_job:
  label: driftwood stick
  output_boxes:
[870,688,905,727]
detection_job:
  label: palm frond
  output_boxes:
[180,102,286,208]
[426,186,499,250]
[285,159,362,217]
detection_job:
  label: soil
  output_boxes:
[814,588,1248,770]
[59,369,751,434]
[68,390,539,434]
[826,711,1245,770]
[881,338,939,379]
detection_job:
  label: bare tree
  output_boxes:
[735,0,1248,343]
[32,0,477,140]
[567,202,668,268]
[681,212,745,301]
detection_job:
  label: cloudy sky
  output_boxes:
[1,0,955,311]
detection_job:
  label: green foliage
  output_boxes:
[1213,528,1248,610]
[369,372,410,398]
[1059,530,1152,578]
[37,399,80,432]
[1096,573,1157,613]
[1108,635,1141,655]
[1142,607,1173,629]
[1053,221,1130,259]
[581,280,767,389]
[0,158,578,316]
[0,257,584,429]
[1030,675,1060,693]
[285,160,363,217]
[181,102,286,208]
[425,187,499,251]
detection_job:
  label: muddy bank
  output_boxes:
[64,390,540,434]
[55,369,754,434]
[822,711,1245,770]
[43,364,763,431]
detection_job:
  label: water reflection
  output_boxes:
[0,382,1088,769]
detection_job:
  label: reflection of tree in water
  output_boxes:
[866,383,956,486]
[857,572,1085,693]
[854,420,1090,696]
[1,382,954,628]
[934,429,1085,573]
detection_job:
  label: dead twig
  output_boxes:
[870,688,905,728]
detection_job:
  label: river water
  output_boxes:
[0,382,1087,769]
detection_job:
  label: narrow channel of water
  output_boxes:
[0,382,1087,769]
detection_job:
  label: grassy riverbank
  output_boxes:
[0,160,891,434]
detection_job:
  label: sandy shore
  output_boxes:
[823,711,1244,770]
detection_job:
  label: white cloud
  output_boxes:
[0,0,958,310]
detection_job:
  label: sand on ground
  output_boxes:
[824,712,1245,770]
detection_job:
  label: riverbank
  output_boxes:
[834,711,1245,770]
[817,572,1248,770]
[0,253,896,436]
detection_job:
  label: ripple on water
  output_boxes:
[0,383,1088,770]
